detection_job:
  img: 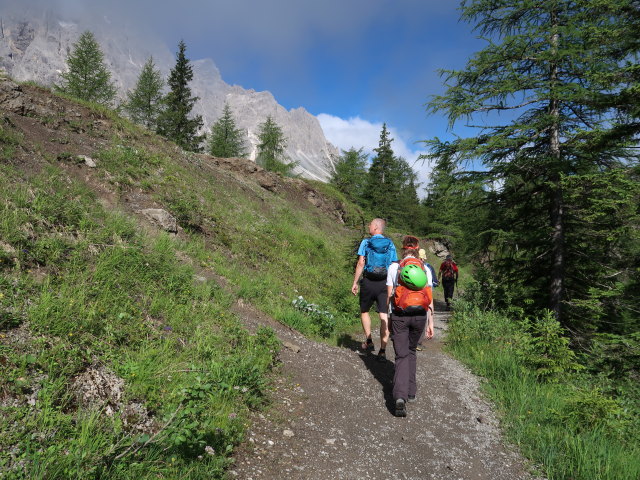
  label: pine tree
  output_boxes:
[207,103,247,158]
[256,115,296,175]
[156,40,204,152]
[426,0,639,329]
[124,57,164,130]
[56,31,116,105]
[330,147,368,202]
[422,155,485,255]
[364,124,421,230]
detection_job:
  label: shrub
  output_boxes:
[520,310,583,380]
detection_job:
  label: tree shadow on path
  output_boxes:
[337,334,396,415]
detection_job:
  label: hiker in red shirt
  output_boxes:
[438,254,459,310]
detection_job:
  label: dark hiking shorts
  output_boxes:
[360,277,388,314]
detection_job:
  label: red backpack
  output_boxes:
[441,259,456,280]
[393,257,433,315]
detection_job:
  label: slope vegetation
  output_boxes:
[0,77,363,478]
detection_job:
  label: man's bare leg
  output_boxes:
[360,311,372,349]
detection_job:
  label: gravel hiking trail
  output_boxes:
[231,302,543,480]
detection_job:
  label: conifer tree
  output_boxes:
[330,147,368,202]
[207,103,247,158]
[422,156,489,258]
[124,57,164,130]
[426,0,639,329]
[256,115,296,176]
[364,124,421,230]
[156,40,204,152]
[57,31,116,105]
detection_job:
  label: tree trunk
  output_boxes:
[549,10,564,322]
[549,179,564,321]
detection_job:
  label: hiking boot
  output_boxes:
[408,395,416,403]
[361,337,374,353]
[395,398,407,417]
[376,349,386,362]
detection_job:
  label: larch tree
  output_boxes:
[426,0,639,330]
[56,31,116,105]
[330,147,369,202]
[207,103,247,158]
[256,115,296,176]
[124,57,164,130]
[156,40,204,152]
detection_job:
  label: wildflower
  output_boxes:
[205,445,215,456]
[228,412,237,419]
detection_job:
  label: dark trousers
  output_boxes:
[442,278,455,303]
[391,313,427,401]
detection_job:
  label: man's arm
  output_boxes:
[351,256,365,295]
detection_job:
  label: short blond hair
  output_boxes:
[371,218,386,232]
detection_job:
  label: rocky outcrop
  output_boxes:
[139,209,178,233]
[0,11,337,181]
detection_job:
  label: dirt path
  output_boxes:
[231,302,542,480]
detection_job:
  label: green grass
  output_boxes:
[0,164,279,478]
[0,122,24,160]
[445,301,640,480]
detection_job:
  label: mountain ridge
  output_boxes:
[0,10,338,181]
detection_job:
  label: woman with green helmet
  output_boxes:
[385,235,433,417]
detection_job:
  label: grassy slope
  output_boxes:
[0,81,367,478]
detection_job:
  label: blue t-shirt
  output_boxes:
[357,234,398,262]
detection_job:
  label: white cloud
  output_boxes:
[318,113,432,194]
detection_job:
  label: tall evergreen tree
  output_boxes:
[156,40,204,152]
[56,31,116,105]
[256,115,296,176]
[426,0,639,329]
[330,147,368,202]
[364,124,421,230]
[421,155,489,258]
[207,103,247,158]
[124,57,164,130]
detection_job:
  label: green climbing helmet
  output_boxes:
[400,264,427,290]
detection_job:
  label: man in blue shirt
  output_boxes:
[351,218,398,360]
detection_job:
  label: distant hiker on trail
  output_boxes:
[416,248,436,351]
[438,254,459,310]
[386,235,433,417]
[351,218,398,361]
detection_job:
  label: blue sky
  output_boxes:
[148,0,486,184]
[24,0,488,186]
